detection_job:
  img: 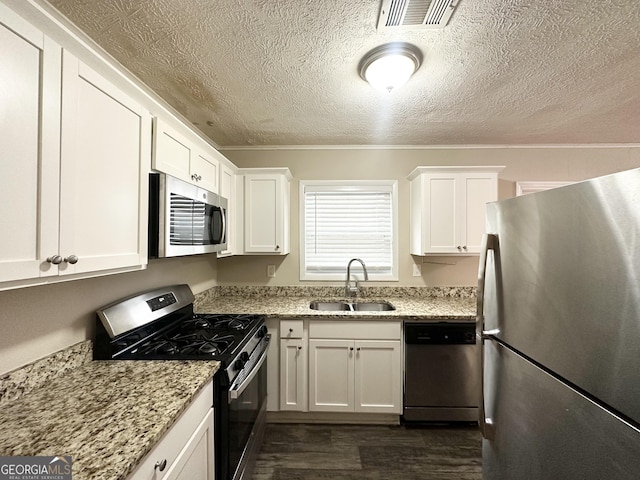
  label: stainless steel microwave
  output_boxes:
[149,173,227,258]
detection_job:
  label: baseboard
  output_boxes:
[266,411,401,425]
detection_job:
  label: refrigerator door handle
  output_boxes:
[477,233,497,440]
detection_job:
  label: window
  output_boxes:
[300,180,398,281]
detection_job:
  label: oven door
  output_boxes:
[228,334,270,480]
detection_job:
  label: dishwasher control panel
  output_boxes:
[405,322,476,345]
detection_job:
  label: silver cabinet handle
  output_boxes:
[477,233,497,441]
[64,255,78,264]
[154,459,167,471]
[47,255,62,265]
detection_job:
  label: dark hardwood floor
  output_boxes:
[251,422,482,480]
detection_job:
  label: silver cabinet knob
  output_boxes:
[463,246,468,251]
[298,346,302,350]
[457,245,462,251]
[289,328,293,333]
[64,255,79,264]
[47,255,62,265]
[154,459,167,472]
[350,347,354,351]
[275,245,280,251]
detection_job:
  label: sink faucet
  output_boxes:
[345,258,369,298]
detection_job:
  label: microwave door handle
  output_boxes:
[220,206,227,245]
[210,206,225,244]
[209,207,220,244]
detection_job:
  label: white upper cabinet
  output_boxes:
[408,166,503,255]
[218,161,237,257]
[153,117,219,193]
[0,7,61,284]
[59,51,150,276]
[241,168,292,255]
[0,6,150,289]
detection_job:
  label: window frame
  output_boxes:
[299,180,399,282]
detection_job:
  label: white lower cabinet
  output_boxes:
[280,338,307,411]
[279,319,306,411]
[127,381,214,480]
[308,339,354,412]
[307,321,402,414]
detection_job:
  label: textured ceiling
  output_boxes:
[48,0,640,147]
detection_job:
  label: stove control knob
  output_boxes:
[257,326,267,338]
[234,358,245,370]
[240,352,250,362]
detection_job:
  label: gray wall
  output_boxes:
[0,256,217,374]
[218,146,640,286]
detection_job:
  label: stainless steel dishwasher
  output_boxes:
[403,322,479,422]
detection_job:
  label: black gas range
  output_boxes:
[94,284,269,480]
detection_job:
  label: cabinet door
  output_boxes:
[280,339,307,411]
[424,174,460,254]
[153,117,192,182]
[0,8,61,282]
[191,150,218,194]
[354,340,402,414]
[164,409,214,480]
[218,162,235,257]
[461,173,498,253]
[59,51,149,275]
[308,339,354,412]
[244,174,284,253]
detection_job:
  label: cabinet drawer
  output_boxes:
[281,320,303,338]
[309,321,400,340]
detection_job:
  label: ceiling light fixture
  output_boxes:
[358,42,422,93]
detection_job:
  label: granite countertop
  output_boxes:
[195,288,476,321]
[0,359,220,480]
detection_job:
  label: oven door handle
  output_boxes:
[229,334,271,401]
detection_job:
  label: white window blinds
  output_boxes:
[301,182,397,279]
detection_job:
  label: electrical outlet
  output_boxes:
[267,265,276,278]
[412,263,422,277]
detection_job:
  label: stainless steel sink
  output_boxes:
[309,301,352,311]
[351,302,395,311]
[309,300,395,312]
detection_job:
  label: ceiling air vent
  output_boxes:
[378,0,460,29]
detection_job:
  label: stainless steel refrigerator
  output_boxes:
[477,168,640,479]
